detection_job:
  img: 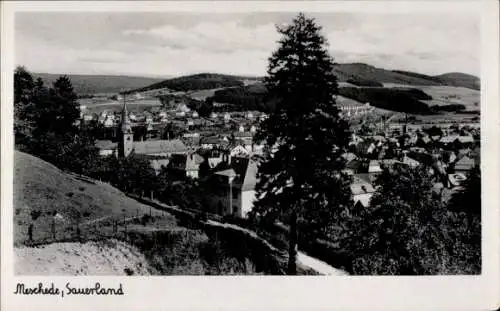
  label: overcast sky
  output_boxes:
[15,12,480,77]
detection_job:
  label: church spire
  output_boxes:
[121,93,132,134]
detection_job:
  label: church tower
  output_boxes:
[118,95,134,157]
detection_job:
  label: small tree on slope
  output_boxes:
[251,13,352,275]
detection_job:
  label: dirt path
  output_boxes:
[297,252,347,276]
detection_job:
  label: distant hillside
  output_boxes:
[333,63,480,90]
[33,73,165,95]
[434,72,480,90]
[127,73,247,94]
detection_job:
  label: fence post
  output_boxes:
[51,219,56,240]
[76,222,80,240]
[28,223,33,243]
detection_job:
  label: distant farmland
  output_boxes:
[382,83,480,112]
[79,98,162,114]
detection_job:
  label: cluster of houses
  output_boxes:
[338,101,374,118]
[345,123,480,208]
[92,95,480,219]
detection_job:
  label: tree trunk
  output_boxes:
[287,210,298,275]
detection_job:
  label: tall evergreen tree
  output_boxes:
[251,13,352,275]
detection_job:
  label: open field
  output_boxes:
[186,88,225,101]
[79,98,163,114]
[382,83,480,111]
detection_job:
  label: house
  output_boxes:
[206,150,225,169]
[440,135,460,146]
[229,144,251,158]
[150,158,170,175]
[233,132,253,147]
[343,159,362,176]
[168,153,205,179]
[341,152,357,163]
[454,156,475,174]
[368,160,382,182]
[83,114,94,122]
[208,157,258,218]
[457,135,474,145]
[103,117,115,128]
[402,155,420,168]
[95,140,118,157]
[448,173,467,187]
[201,136,224,150]
[351,174,375,207]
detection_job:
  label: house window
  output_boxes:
[127,136,131,141]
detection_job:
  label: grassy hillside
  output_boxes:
[13,151,169,246]
[333,63,442,86]
[34,73,165,95]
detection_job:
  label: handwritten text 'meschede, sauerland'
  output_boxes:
[14,282,124,296]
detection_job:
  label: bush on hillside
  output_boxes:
[208,84,276,112]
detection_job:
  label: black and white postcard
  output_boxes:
[1,1,499,310]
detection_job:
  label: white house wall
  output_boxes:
[241,190,256,218]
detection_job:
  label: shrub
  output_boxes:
[30,210,42,221]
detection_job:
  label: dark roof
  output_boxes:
[346,159,362,171]
[233,131,253,138]
[95,140,117,150]
[133,139,189,155]
[214,157,258,192]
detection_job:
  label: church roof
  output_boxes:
[133,139,189,155]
